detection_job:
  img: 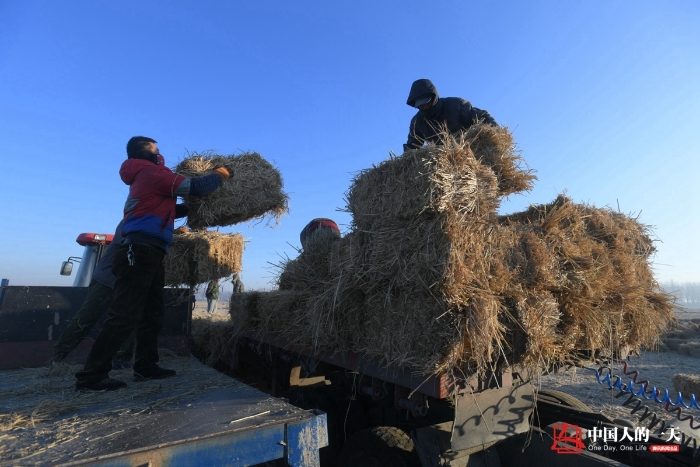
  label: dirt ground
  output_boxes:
[538,308,700,428]
[193,300,229,315]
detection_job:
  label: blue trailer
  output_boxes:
[0,233,328,467]
[1,361,327,467]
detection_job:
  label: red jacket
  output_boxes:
[119,159,190,251]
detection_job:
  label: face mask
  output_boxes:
[137,151,159,164]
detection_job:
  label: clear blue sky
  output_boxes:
[1,1,698,293]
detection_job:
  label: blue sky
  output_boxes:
[1,1,698,292]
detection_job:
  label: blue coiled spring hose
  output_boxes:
[586,359,700,432]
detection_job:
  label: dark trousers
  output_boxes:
[76,243,165,385]
[54,279,135,361]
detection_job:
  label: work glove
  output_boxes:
[213,166,230,181]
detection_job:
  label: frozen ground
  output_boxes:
[538,309,700,428]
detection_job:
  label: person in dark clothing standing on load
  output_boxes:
[75,136,231,392]
[51,220,135,369]
[205,278,220,313]
[52,206,190,368]
[403,78,498,152]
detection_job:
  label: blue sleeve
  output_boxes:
[189,174,223,197]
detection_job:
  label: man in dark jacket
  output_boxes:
[75,136,231,391]
[205,278,220,313]
[52,204,190,368]
[404,79,497,151]
[50,220,135,368]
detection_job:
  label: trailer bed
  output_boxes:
[0,355,327,466]
[235,329,458,399]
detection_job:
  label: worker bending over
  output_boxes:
[404,78,497,152]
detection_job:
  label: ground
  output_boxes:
[537,308,700,428]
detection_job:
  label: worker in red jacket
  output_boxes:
[76,136,230,391]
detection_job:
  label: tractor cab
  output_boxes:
[60,233,114,287]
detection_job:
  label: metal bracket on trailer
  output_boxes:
[451,381,534,452]
[412,382,534,466]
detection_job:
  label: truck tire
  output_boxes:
[337,426,421,467]
[536,389,592,411]
[534,389,594,429]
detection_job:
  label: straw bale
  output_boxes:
[345,125,534,230]
[175,151,289,229]
[255,290,306,336]
[228,291,263,329]
[507,288,564,368]
[465,124,536,196]
[276,234,342,291]
[672,374,700,399]
[260,235,366,351]
[164,230,244,287]
[261,192,674,376]
[237,131,672,378]
[500,195,675,357]
[678,342,700,358]
[190,311,237,366]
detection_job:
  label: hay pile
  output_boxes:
[672,374,700,399]
[190,311,239,366]
[175,151,289,229]
[164,230,244,287]
[499,195,675,366]
[230,125,674,377]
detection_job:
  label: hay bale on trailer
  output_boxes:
[499,195,676,361]
[164,230,245,287]
[190,312,238,366]
[175,152,289,229]
[230,125,674,378]
[240,126,535,375]
[345,125,535,230]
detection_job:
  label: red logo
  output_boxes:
[551,422,585,454]
[650,444,680,453]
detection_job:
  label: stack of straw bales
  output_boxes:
[230,125,675,377]
[191,311,238,366]
[163,150,287,287]
[175,151,289,229]
[499,195,674,366]
[164,230,244,287]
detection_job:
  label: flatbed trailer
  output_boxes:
[201,327,700,467]
[0,356,328,467]
[0,280,328,467]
